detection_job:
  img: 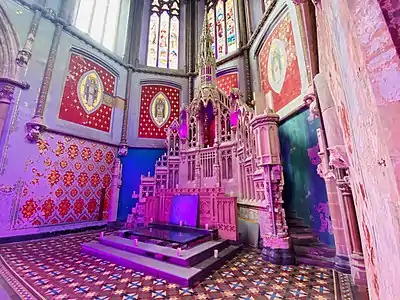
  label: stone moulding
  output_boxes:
[11,0,260,79]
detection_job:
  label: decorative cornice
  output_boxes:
[0,78,30,90]
[250,112,280,128]
[0,78,29,105]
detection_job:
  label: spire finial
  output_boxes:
[197,8,216,88]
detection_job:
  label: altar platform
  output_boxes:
[82,192,241,286]
[82,231,242,286]
[126,222,217,247]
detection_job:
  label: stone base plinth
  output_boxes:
[261,246,296,265]
[334,254,351,274]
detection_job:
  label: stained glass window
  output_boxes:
[73,0,128,54]
[147,0,180,70]
[206,0,238,59]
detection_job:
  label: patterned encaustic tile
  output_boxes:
[0,231,337,299]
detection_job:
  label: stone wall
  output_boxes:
[316,0,400,298]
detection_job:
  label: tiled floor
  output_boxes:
[0,231,337,299]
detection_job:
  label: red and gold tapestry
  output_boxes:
[58,53,116,132]
[138,84,180,139]
[216,72,239,96]
[259,14,301,112]
[12,132,116,229]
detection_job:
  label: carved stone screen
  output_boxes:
[169,194,199,227]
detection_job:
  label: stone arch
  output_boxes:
[0,3,20,79]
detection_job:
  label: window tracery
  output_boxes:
[147,0,180,69]
[206,0,238,59]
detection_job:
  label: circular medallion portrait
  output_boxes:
[267,39,287,94]
[77,70,104,114]
[149,92,171,128]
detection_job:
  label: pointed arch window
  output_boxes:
[206,0,238,59]
[147,0,180,70]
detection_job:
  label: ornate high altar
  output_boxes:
[133,17,294,265]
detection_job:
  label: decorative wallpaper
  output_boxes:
[138,84,180,139]
[279,108,334,246]
[259,13,301,112]
[12,132,116,229]
[216,72,239,96]
[58,53,117,132]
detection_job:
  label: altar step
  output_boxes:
[99,235,230,267]
[294,244,336,269]
[82,240,242,287]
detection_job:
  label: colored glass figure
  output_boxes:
[225,0,237,53]
[158,11,170,68]
[216,0,226,58]
[206,0,237,59]
[147,13,160,67]
[208,8,216,56]
[169,16,179,69]
[146,0,180,69]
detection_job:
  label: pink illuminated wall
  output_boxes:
[12,132,116,229]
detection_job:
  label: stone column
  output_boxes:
[316,129,351,273]
[237,0,252,104]
[337,178,367,285]
[118,69,132,156]
[0,83,15,139]
[315,73,366,281]
[26,2,69,141]
[15,0,46,67]
[108,159,122,222]
[0,78,30,140]
[251,108,294,265]
[314,73,351,273]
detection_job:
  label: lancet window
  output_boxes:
[147,0,180,69]
[73,0,128,53]
[206,0,238,59]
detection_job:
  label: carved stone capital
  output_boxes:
[16,48,33,67]
[25,116,47,142]
[118,144,128,156]
[328,145,349,169]
[0,84,15,104]
[303,86,319,121]
[317,163,336,180]
[337,178,352,195]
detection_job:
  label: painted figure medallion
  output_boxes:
[150,92,171,128]
[77,70,104,114]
